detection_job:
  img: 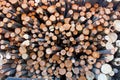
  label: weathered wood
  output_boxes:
[0,1,119,80]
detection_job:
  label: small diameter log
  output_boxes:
[93,68,100,74]
[66,71,72,78]
[98,73,108,80]
[116,40,120,47]
[46,48,52,54]
[87,56,96,65]
[22,53,28,59]
[79,75,87,80]
[113,58,120,66]
[113,20,120,31]
[72,67,79,75]
[58,68,66,75]
[106,33,118,43]
[19,46,27,54]
[16,64,26,72]
[85,71,95,80]
[104,54,114,62]
[65,60,72,68]
[101,64,112,74]
[95,62,102,68]
[30,52,37,60]
[92,52,100,59]
[47,5,56,14]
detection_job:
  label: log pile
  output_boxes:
[0,0,120,80]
